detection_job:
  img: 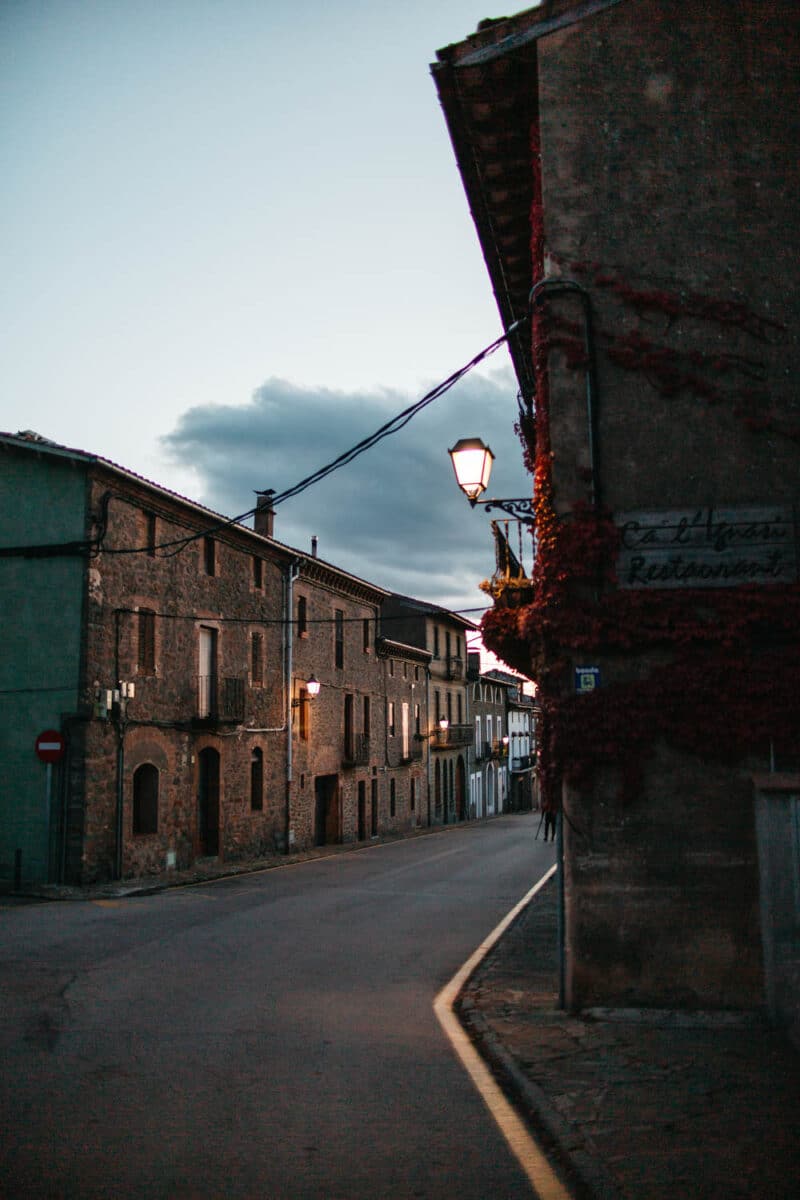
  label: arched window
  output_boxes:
[133,763,159,835]
[251,748,263,811]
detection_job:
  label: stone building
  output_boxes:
[433,0,800,1020]
[467,655,509,819]
[0,432,434,886]
[381,595,475,825]
[505,680,538,813]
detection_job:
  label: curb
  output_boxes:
[457,993,623,1200]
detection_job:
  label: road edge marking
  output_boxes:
[433,864,573,1200]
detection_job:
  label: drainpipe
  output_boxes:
[425,665,433,825]
[557,804,566,1008]
[284,558,301,852]
[113,610,124,880]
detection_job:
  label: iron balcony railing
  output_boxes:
[195,675,245,723]
[401,739,424,763]
[343,732,370,767]
[446,655,464,680]
[431,723,474,750]
[511,753,533,772]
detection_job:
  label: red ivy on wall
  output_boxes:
[481,212,799,808]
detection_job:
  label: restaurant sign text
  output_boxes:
[616,506,797,590]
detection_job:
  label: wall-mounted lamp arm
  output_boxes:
[468,496,536,523]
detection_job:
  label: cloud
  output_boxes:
[162,365,533,613]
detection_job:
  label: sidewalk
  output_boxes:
[0,821,467,902]
[458,875,800,1200]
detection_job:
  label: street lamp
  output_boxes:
[293,675,321,705]
[448,437,495,502]
[448,437,535,522]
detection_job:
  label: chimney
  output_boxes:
[311,535,318,558]
[254,491,275,538]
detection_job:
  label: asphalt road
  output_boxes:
[0,814,555,1200]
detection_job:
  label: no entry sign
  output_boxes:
[35,729,66,763]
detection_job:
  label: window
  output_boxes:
[335,609,344,669]
[457,693,463,724]
[253,556,263,590]
[388,659,394,677]
[401,702,410,760]
[251,632,263,686]
[297,595,308,638]
[435,690,441,721]
[410,778,416,812]
[133,763,158,835]
[298,687,310,740]
[250,748,263,811]
[446,630,452,660]
[433,626,440,658]
[415,703,420,736]
[344,694,354,760]
[363,618,370,654]
[198,626,218,718]
[203,536,216,576]
[388,701,395,737]
[363,695,371,737]
[390,779,396,817]
[137,608,156,675]
[447,692,453,724]
[146,513,157,558]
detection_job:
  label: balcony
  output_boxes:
[194,675,245,725]
[402,739,424,764]
[431,723,474,750]
[343,732,370,767]
[446,655,464,681]
[511,753,533,772]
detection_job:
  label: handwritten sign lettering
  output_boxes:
[616,506,797,590]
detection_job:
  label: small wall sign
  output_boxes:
[575,667,601,694]
[616,505,797,590]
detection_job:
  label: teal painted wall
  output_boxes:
[0,451,88,884]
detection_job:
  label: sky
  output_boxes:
[1,1,537,635]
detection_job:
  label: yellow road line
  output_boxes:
[433,864,572,1200]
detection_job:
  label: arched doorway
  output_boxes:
[198,747,220,856]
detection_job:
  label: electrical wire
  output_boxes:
[0,318,524,562]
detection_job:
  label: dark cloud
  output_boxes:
[162,367,533,612]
